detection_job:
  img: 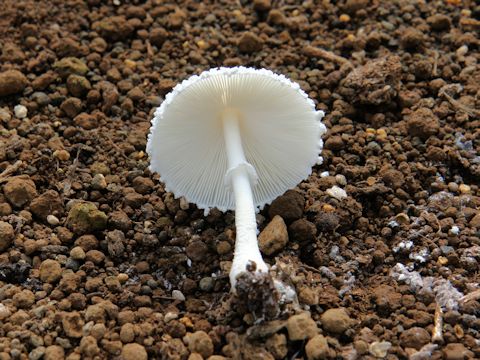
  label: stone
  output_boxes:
[13,289,35,308]
[3,176,37,208]
[266,333,287,359]
[0,221,15,251]
[305,335,330,360]
[32,91,50,106]
[132,177,154,194]
[92,16,134,42]
[341,55,401,106]
[286,312,318,341]
[369,341,392,358]
[406,107,439,139]
[106,230,125,257]
[0,70,28,97]
[91,174,107,190]
[52,149,70,162]
[62,311,84,338]
[380,168,405,189]
[150,27,168,47]
[44,345,65,360]
[75,234,99,251]
[66,202,108,235]
[320,308,353,334]
[85,250,105,264]
[30,190,64,221]
[120,323,135,343]
[14,104,27,118]
[70,246,86,260]
[258,215,288,255]
[269,190,305,223]
[108,210,132,231]
[85,304,106,323]
[60,97,83,118]
[73,112,97,130]
[29,347,46,360]
[469,212,480,228]
[372,285,402,314]
[442,343,474,360]
[79,336,99,357]
[268,10,287,25]
[289,219,316,243]
[400,28,424,51]
[53,57,89,77]
[66,74,91,97]
[399,327,430,350]
[122,343,148,360]
[238,32,263,53]
[427,14,451,31]
[325,135,345,150]
[183,331,214,358]
[39,259,62,283]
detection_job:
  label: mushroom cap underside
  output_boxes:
[147,67,326,212]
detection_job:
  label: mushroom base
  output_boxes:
[232,263,280,321]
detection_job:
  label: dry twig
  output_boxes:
[303,45,353,68]
[439,84,480,117]
[0,160,23,183]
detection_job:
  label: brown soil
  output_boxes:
[1,0,480,359]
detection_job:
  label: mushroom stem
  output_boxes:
[222,110,268,290]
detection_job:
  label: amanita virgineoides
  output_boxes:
[147,67,326,301]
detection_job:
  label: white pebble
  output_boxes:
[335,174,347,186]
[369,341,392,358]
[449,225,460,236]
[14,105,28,119]
[47,215,60,226]
[172,289,185,301]
[326,185,347,200]
[164,312,178,322]
[320,171,329,177]
[0,303,11,320]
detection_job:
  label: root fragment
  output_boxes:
[432,304,443,343]
[0,160,23,183]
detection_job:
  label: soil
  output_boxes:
[0,0,479,359]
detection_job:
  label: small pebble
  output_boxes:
[164,312,178,322]
[199,277,214,292]
[320,308,353,334]
[287,312,318,341]
[117,273,129,283]
[335,174,347,186]
[47,215,60,226]
[458,184,470,194]
[91,174,107,190]
[369,341,391,358]
[326,186,347,200]
[14,104,28,118]
[53,149,70,161]
[70,246,86,260]
[172,290,186,301]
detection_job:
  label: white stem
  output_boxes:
[222,110,268,289]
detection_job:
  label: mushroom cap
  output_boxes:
[147,67,326,213]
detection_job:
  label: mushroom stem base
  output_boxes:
[222,110,268,290]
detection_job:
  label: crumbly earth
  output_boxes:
[0,0,479,359]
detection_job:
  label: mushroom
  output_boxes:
[147,67,326,296]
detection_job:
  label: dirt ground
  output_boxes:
[0,0,479,359]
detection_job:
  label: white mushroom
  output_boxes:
[147,67,326,293]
